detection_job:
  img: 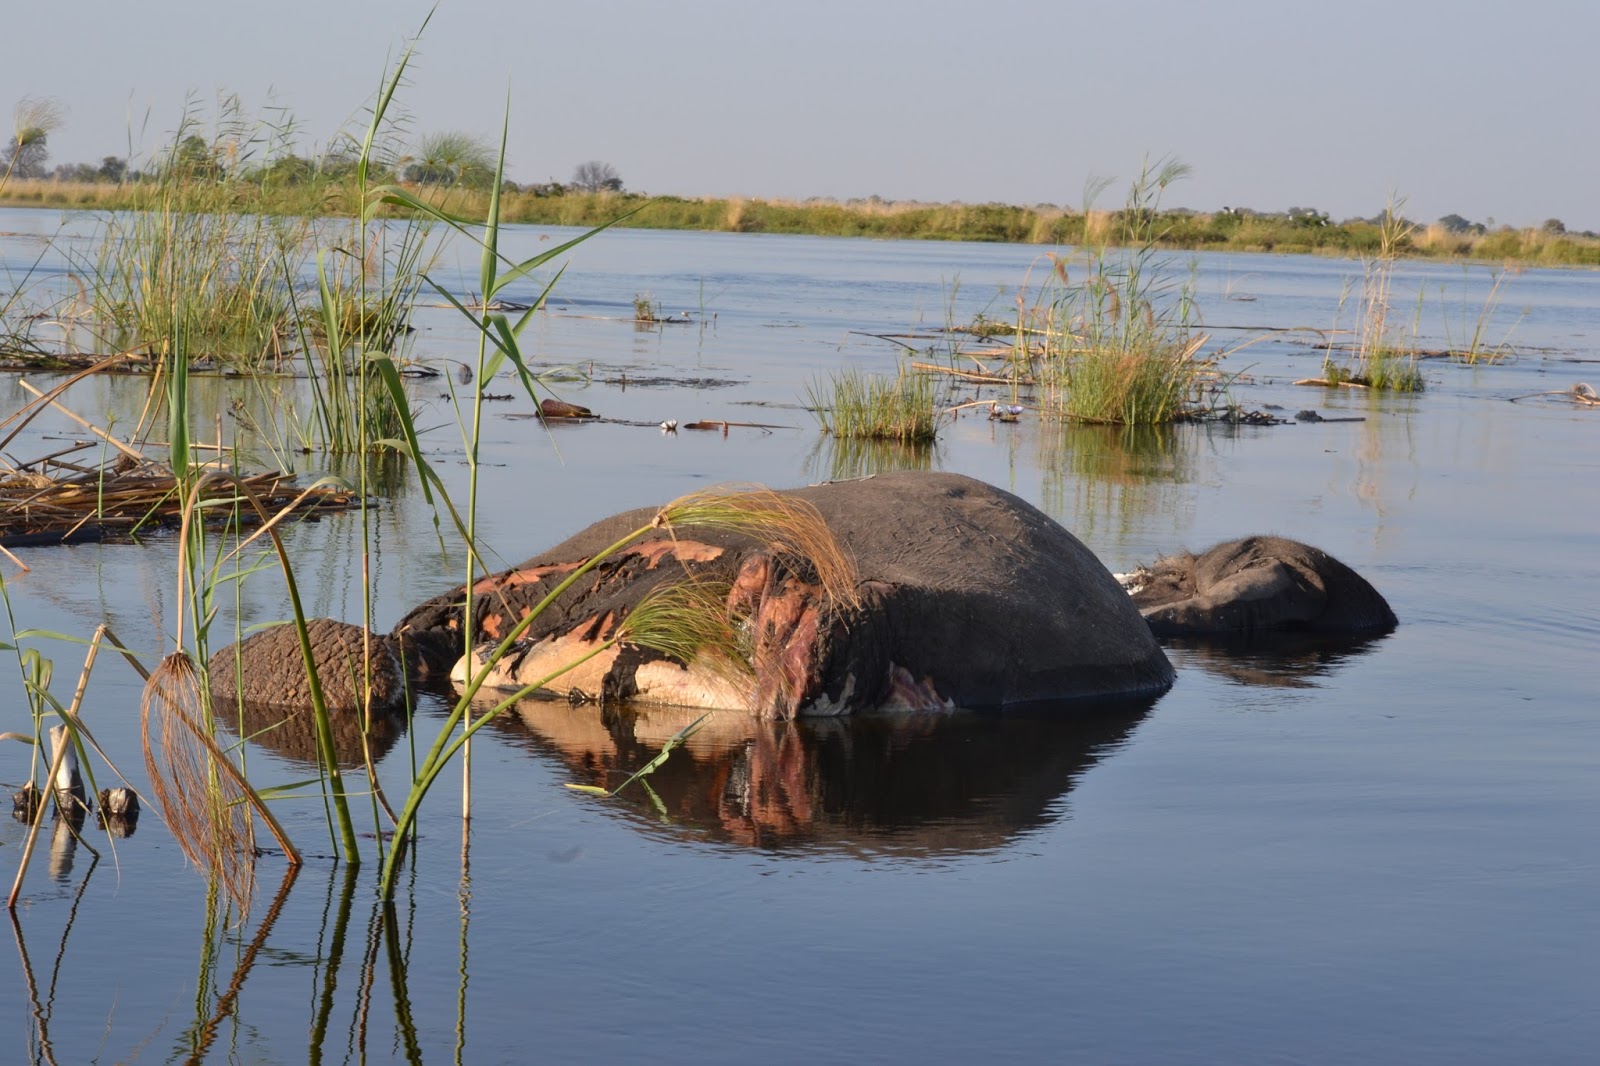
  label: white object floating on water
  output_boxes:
[660,420,679,433]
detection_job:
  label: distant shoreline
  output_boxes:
[2,179,1596,268]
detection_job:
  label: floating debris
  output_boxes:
[1171,406,1292,426]
[539,398,596,420]
[681,419,792,435]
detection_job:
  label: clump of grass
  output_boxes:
[807,367,940,443]
[1321,199,1425,392]
[1033,159,1214,424]
[632,292,659,322]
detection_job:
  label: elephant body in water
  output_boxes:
[209,474,1394,719]
[403,471,1174,715]
[213,473,1173,717]
[1125,535,1397,637]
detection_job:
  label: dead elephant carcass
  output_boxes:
[1124,535,1398,637]
[396,472,1175,716]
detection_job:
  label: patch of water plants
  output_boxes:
[808,365,942,443]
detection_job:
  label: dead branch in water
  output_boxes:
[910,361,1033,386]
[1509,382,1599,407]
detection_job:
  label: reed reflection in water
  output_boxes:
[13,857,456,1065]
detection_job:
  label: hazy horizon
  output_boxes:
[4,0,1594,231]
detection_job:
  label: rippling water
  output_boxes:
[0,208,1595,1063]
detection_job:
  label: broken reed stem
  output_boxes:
[142,652,259,910]
[7,634,105,909]
[193,471,358,861]
[16,377,147,463]
[8,726,85,909]
[0,353,133,456]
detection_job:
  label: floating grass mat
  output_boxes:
[0,460,360,548]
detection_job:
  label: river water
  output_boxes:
[0,209,1595,1063]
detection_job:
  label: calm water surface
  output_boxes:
[0,209,1595,1063]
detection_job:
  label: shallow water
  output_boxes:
[1,209,1596,1063]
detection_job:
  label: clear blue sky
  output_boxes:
[6,0,1594,229]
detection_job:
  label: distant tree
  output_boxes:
[1542,218,1566,235]
[1437,213,1472,234]
[257,153,316,186]
[162,134,223,180]
[570,159,623,193]
[404,131,495,188]
[50,162,100,182]
[1,133,49,179]
[97,155,126,182]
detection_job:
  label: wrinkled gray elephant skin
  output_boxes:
[1126,535,1398,637]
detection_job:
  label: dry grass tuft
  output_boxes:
[141,651,256,911]
[653,486,860,611]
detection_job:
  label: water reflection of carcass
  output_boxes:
[489,696,1158,856]
[1161,630,1392,690]
[216,694,409,768]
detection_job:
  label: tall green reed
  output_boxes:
[1442,264,1521,365]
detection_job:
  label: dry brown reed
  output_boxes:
[141,651,257,911]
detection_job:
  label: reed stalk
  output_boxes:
[1322,199,1425,392]
[1442,264,1521,365]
